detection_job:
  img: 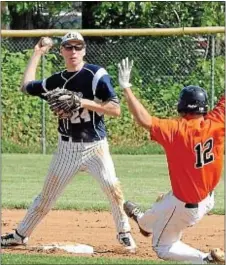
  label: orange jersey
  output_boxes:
[151,96,225,203]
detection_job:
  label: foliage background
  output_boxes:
[2,2,224,29]
[2,41,224,153]
[1,1,225,153]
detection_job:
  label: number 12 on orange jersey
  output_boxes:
[194,138,214,168]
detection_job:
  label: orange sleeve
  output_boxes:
[151,117,179,147]
[205,96,225,124]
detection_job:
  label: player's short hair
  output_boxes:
[177,85,208,115]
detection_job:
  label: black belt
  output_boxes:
[185,203,198,209]
[61,135,96,143]
[185,191,213,209]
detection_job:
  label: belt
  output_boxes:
[185,191,213,209]
[61,135,97,143]
[185,203,198,209]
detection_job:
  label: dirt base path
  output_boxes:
[1,209,224,261]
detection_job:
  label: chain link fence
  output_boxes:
[2,33,225,153]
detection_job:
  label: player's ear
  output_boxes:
[83,47,86,57]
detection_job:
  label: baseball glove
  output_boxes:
[43,88,81,119]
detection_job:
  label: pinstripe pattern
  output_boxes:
[83,139,130,233]
[16,136,131,237]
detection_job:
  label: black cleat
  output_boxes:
[117,231,136,252]
[124,201,151,237]
[1,230,28,247]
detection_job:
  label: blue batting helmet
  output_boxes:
[177,85,208,114]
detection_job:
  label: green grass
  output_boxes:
[1,253,182,264]
[2,140,165,155]
[1,154,224,264]
[110,142,164,154]
[2,154,224,213]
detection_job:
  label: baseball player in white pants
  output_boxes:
[125,192,219,264]
[1,32,136,252]
[118,58,225,264]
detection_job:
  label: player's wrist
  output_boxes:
[120,82,132,89]
[33,50,43,57]
[80,98,86,108]
[123,87,132,94]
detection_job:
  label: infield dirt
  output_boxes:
[2,209,224,261]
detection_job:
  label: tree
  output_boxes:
[3,2,224,30]
[2,1,81,29]
[1,1,8,29]
[82,2,225,29]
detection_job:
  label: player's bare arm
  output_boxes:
[123,88,152,130]
[81,98,120,117]
[118,58,152,130]
[21,38,53,93]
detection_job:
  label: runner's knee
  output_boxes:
[153,245,171,260]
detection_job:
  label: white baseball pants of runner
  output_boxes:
[137,191,214,264]
[16,136,131,237]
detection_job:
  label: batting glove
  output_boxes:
[118,57,133,89]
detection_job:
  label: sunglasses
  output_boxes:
[62,44,85,51]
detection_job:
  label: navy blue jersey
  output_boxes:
[25,63,119,141]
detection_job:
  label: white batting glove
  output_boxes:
[118,57,134,89]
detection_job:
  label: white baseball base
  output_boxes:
[33,243,94,254]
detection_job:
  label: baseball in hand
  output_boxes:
[41,37,53,47]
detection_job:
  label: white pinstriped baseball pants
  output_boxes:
[16,136,131,237]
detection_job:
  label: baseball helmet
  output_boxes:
[177,85,208,114]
